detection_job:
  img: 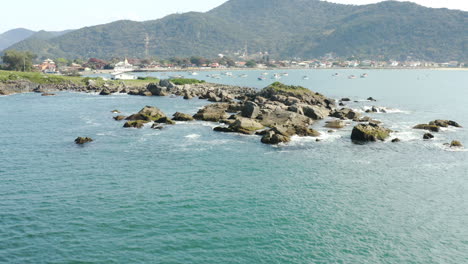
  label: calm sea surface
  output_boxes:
[1,69,467,263]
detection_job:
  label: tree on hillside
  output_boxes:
[2,50,37,72]
[245,60,257,68]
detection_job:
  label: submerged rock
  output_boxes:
[450,140,463,148]
[75,137,93,144]
[123,120,148,128]
[423,133,434,140]
[391,138,401,143]
[351,123,392,142]
[113,115,127,121]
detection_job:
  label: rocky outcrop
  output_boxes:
[214,117,264,135]
[172,112,194,121]
[126,106,168,122]
[330,108,361,120]
[414,120,462,132]
[351,123,392,142]
[75,137,93,144]
[123,120,148,128]
[193,103,230,122]
[423,133,434,140]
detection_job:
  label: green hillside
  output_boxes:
[5,0,468,61]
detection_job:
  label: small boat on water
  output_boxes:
[261,72,269,76]
[302,76,309,80]
[348,75,357,79]
[258,76,266,81]
[238,74,248,78]
[332,73,339,77]
[360,73,368,78]
[272,73,281,79]
[169,75,184,79]
[280,73,289,76]
[222,72,233,76]
[188,72,199,76]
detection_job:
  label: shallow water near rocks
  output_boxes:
[1,69,468,263]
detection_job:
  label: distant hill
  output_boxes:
[0,28,35,51]
[5,0,468,61]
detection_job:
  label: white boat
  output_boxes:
[261,72,269,76]
[302,76,309,80]
[360,73,368,78]
[222,72,233,76]
[272,73,281,79]
[188,72,199,76]
[238,74,248,78]
[258,76,266,81]
[348,75,357,79]
[280,73,289,76]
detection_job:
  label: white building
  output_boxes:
[111,72,137,80]
[114,58,134,72]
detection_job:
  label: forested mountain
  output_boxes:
[5,0,468,61]
[0,28,35,51]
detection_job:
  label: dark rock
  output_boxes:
[429,120,462,128]
[147,83,168,96]
[351,124,392,142]
[41,93,56,96]
[261,130,291,145]
[159,79,175,89]
[151,123,164,130]
[391,138,401,143]
[123,120,148,128]
[367,97,377,101]
[341,98,351,102]
[213,126,235,133]
[331,108,361,120]
[99,88,111,95]
[172,112,194,121]
[423,133,434,140]
[75,137,93,144]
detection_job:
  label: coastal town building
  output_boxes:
[111,72,137,80]
[114,58,134,72]
[37,59,57,73]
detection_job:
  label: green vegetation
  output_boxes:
[170,78,206,85]
[1,50,37,71]
[3,0,466,61]
[245,60,257,68]
[0,70,156,87]
[264,82,313,96]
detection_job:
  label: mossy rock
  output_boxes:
[450,140,463,147]
[113,115,127,121]
[173,112,195,121]
[413,124,440,132]
[351,124,392,142]
[75,137,93,144]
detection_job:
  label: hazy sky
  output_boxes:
[1,0,466,33]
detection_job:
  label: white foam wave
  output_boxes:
[185,134,201,139]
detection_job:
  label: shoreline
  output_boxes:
[86,67,468,75]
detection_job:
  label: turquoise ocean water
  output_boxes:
[1,69,467,263]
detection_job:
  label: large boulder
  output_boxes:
[241,101,260,118]
[351,123,392,142]
[113,115,127,121]
[413,124,440,132]
[331,108,361,120]
[193,103,230,122]
[172,112,194,121]
[229,118,264,134]
[159,79,175,89]
[302,105,330,120]
[261,127,291,145]
[258,108,312,128]
[126,106,167,122]
[429,120,462,128]
[99,88,111,95]
[147,83,168,96]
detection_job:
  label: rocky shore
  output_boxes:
[1,77,462,147]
